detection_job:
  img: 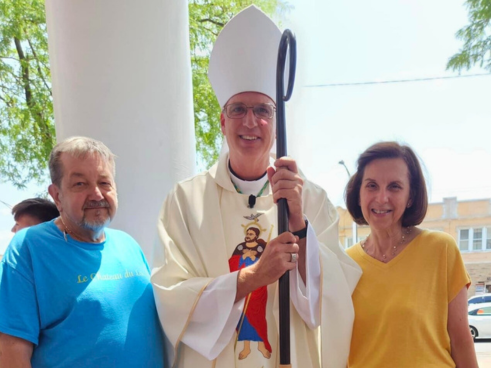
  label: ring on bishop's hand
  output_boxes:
[290,253,298,263]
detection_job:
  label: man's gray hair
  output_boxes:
[49,136,116,187]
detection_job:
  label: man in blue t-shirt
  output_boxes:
[0,136,164,368]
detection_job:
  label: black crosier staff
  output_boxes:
[276,29,297,368]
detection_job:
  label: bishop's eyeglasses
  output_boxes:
[223,102,276,120]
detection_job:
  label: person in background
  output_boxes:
[345,141,478,368]
[0,136,164,368]
[11,198,60,233]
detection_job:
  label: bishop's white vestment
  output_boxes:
[151,153,362,368]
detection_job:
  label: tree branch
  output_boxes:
[13,37,52,140]
[0,95,13,107]
[201,26,219,37]
[14,37,33,108]
[198,18,225,27]
[26,38,52,96]
[0,57,20,62]
[1,68,24,84]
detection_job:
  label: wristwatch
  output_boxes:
[292,220,308,239]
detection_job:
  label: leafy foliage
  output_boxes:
[0,0,287,187]
[0,0,55,188]
[447,0,491,72]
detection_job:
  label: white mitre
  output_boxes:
[208,5,282,107]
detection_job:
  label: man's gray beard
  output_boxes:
[80,200,112,235]
[80,215,111,235]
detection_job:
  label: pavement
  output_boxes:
[475,339,491,367]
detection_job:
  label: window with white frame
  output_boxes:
[458,227,491,252]
[473,228,483,250]
[459,229,469,251]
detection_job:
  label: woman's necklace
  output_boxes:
[361,227,412,262]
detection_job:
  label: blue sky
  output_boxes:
[1,0,490,252]
[284,0,490,208]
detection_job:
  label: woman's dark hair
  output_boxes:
[345,141,428,227]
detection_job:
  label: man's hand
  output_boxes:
[235,232,299,302]
[253,232,299,285]
[267,157,305,232]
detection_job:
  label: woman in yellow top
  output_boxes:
[345,141,477,368]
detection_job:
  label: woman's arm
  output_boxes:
[448,287,478,368]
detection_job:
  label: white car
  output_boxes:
[468,302,491,340]
[468,293,491,306]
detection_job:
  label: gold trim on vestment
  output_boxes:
[274,282,279,368]
[318,252,324,366]
[172,279,214,368]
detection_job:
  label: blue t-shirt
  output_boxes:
[0,220,164,368]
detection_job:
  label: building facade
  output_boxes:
[338,197,491,297]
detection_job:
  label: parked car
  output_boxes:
[468,293,491,306]
[468,302,491,340]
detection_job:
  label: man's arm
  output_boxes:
[0,333,33,368]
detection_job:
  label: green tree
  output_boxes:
[0,0,55,189]
[0,0,288,188]
[447,0,491,72]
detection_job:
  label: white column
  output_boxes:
[45,0,195,259]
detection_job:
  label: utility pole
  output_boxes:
[0,200,12,209]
